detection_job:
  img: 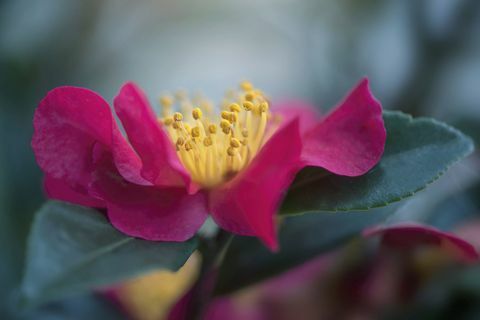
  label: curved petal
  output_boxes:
[301,78,386,176]
[32,86,150,194]
[273,100,320,135]
[364,223,479,263]
[44,175,105,208]
[114,83,195,192]
[209,119,302,251]
[111,127,152,186]
[91,150,208,242]
[32,86,113,189]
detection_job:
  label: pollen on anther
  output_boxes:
[244,92,255,102]
[160,95,173,107]
[173,112,183,121]
[163,117,174,126]
[191,126,201,138]
[230,138,241,148]
[208,124,217,134]
[243,101,254,111]
[192,108,202,120]
[220,119,230,129]
[229,103,241,113]
[176,137,185,146]
[221,111,231,120]
[240,81,253,91]
[227,147,236,156]
[203,136,213,146]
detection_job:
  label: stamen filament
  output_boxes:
[159,81,273,188]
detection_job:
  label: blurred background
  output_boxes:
[1,0,479,319]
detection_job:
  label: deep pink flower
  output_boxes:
[32,79,385,250]
[166,223,478,320]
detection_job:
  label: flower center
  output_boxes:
[159,81,274,188]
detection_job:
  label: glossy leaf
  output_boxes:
[281,111,474,214]
[19,201,197,308]
[215,205,399,295]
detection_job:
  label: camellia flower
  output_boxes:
[32,78,385,250]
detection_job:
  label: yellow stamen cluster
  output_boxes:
[159,81,271,188]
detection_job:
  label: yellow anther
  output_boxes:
[243,101,254,111]
[208,124,217,134]
[203,136,213,146]
[191,126,201,138]
[241,138,248,145]
[244,92,255,102]
[176,137,185,146]
[229,103,241,113]
[192,108,202,120]
[220,119,231,130]
[230,138,241,148]
[160,95,173,107]
[184,124,192,134]
[173,112,183,121]
[221,111,231,120]
[259,101,269,113]
[227,147,236,156]
[229,112,238,123]
[240,81,253,91]
[222,126,231,135]
[163,117,174,126]
[241,128,249,137]
[172,122,180,130]
[185,141,193,151]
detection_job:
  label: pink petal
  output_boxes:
[209,119,302,251]
[32,86,114,189]
[111,127,153,186]
[301,78,386,176]
[114,82,195,191]
[273,100,320,135]
[91,150,208,242]
[363,223,479,263]
[32,86,151,191]
[44,175,105,208]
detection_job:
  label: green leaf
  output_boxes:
[281,111,474,215]
[19,201,198,309]
[215,205,399,296]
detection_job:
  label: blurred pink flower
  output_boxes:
[167,223,478,320]
[363,223,479,262]
[32,79,385,249]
